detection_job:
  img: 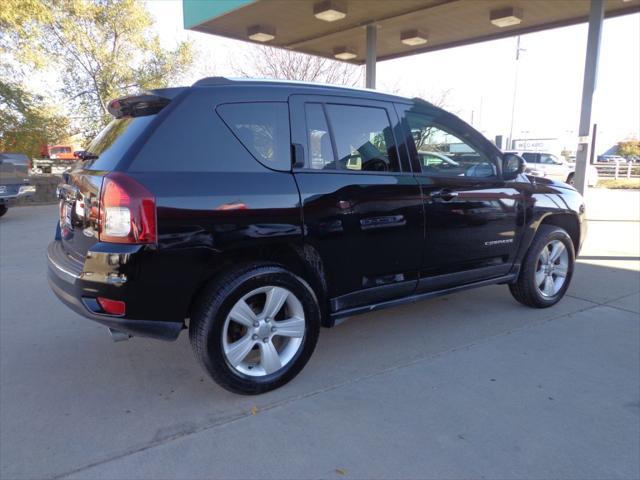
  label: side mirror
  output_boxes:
[502,153,525,180]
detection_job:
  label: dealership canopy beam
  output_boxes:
[184,0,639,69]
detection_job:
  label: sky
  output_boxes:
[146,1,639,154]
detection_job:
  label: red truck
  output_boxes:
[40,145,77,161]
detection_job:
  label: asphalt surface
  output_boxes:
[1,189,639,480]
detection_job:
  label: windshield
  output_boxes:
[83,115,156,170]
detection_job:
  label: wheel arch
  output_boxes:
[188,242,331,327]
[539,212,581,254]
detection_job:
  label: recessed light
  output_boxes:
[490,7,523,28]
[247,25,275,42]
[314,1,347,22]
[333,47,357,60]
[401,30,428,46]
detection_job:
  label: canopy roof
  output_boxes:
[184,0,640,64]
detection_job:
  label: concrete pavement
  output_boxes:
[1,189,638,480]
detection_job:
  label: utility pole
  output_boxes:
[508,36,526,150]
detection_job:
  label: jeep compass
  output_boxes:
[48,78,586,394]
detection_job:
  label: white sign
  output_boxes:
[512,138,560,152]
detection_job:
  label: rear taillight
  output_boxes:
[99,172,156,244]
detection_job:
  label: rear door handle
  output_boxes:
[430,189,457,201]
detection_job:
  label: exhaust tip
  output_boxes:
[109,328,131,342]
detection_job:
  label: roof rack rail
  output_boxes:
[191,77,234,87]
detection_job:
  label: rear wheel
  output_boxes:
[0,205,7,217]
[509,225,575,308]
[190,263,321,394]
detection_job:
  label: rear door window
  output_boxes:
[522,152,539,164]
[305,103,334,170]
[217,102,291,171]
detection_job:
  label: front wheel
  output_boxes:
[0,205,7,217]
[190,263,321,394]
[509,225,575,308]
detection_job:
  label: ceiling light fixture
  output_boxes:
[401,30,428,46]
[314,1,347,22]
[490,7,523,28]
[333,47,357,60]
[247,25,275,42]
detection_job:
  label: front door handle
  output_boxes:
[430,189,457,201]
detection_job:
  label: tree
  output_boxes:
[381,83,454,151]
[1,0,193,142]
[0,77,70,158]
[618,140,640,158]
[231,46,361,86]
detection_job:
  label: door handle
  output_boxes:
[430,189,457,201]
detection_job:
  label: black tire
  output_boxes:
[566,173,575,185]
[509,225,575,308]
[189,263,321,394]
[0,205,7,217]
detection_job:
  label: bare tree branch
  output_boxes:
[231,46,362,86]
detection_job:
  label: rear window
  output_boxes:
[1,154,29,166]
[83,116,155,171]
[217,102,291,171]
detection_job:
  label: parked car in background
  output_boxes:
[0,153,36,217]
[597,154,626,163]
[48,78,586,394]
[506,150,598,187]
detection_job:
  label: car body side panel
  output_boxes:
[46,80,588,340]
[511,177,586,268]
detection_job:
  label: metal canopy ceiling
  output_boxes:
[184,0,640,64]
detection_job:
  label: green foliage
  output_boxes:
[0,77,70,157]
[1,0,193,146]
[597,178,640,190]
[618,140,640,158]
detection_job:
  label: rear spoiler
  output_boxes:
[107,87,186,119]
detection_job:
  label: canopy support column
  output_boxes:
[574,0,604,194]
[365,24,377,89]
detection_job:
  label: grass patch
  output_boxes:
[597,178,640,189]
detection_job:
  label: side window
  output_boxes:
[305,103,335,170]
[321,104,400,173]
[217,102,291,171]
[539,153,559,165]
[522,153,538,164]
[406,112,496,178]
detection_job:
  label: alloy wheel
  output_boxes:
[535,239,569,298]
[222,286,305,377]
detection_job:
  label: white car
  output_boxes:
[506,151,598,187]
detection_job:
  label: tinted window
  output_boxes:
[217,102,290,171]
[522,153,538,163]
[322,104,399,173]
[305,103,334,170]
[84,116,155,170]
[406,112,496,178]
[130,90,263,173]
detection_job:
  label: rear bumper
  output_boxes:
[47,240,183,341]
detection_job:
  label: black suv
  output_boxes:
[48,78,586,394]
